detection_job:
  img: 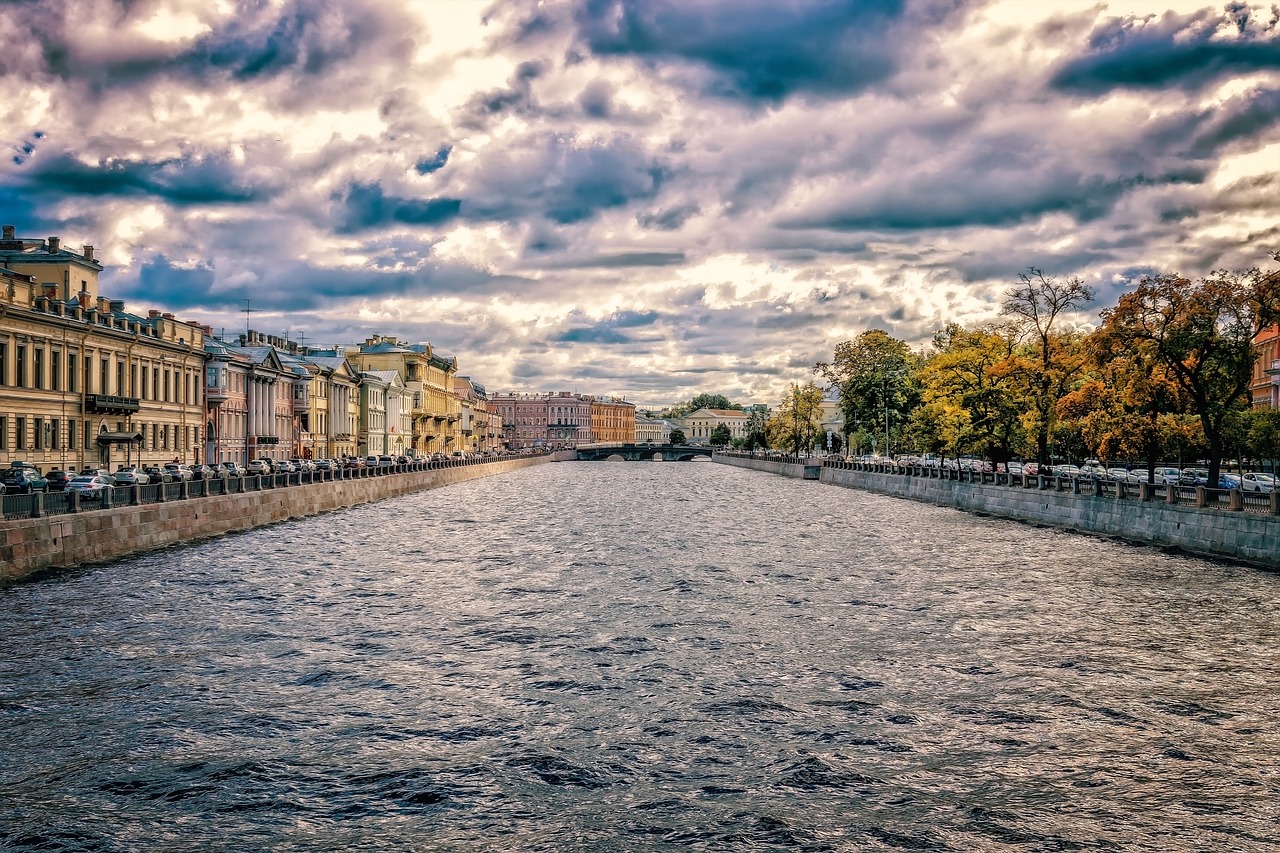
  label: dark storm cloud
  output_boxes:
[1050,7,1280,94]
[562,0,935,103]
[464,135,668,225]
[551,327,633,344]
[782,161,1208,232]
[10,150,274,205]
[108,254,527,313]
[334,183,462,233]
[637,202,700,231]
[415,146,453,176]
[536,251,686,269]
[8,0,412,90]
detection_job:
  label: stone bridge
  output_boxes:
[574,443,716,461]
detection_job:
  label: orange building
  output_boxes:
[1250,325,1279,408]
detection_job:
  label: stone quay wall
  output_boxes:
[2,454,565,581]
[714,454,1280,570]
[713,453,822,479]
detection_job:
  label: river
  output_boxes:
[2,460,1278,851]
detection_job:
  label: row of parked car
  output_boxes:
[2,451,512,500]
[845,456,1277,493]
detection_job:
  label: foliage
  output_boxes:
[1092,267,1280,483]
[1000,268,1095,464]
[815,329,920,455]
[709,423,732,446]
[664,393,741,419]
[766,383,824,455]
[667,428,686,445]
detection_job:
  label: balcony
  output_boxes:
[293,395,309,413]
[206,385,229,403]
[1269,359,1280,380]
[86,393,140,415]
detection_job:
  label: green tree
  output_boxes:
[709,423,732,446]
[815,329,919,456]
[1247,408,1280,471]
[1093,267,1280,486]
[767,383,824,456]
[1000,268,1095,465]
[667,428,686,445]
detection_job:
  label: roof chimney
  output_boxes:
[82,245,94,261]
[47,236,60,253]
[2,225,13,240]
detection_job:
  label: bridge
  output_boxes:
[574,443,716,462]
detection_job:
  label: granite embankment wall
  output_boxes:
[2,454,567,581]
[714,454,1280,570]
[714,454,822,479]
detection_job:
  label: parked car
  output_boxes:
[1154,467,1181,485]
[395,455,411,465]
[191,464,228,480]
[313,459,333,472]
[1178,468,1210,487]
[164,464,193,481]
[66,475,114,501]
[1005,461,1024,476]
[378,455,394,467]
[345,457,365,469]
[246,459,272,475]
[143,467,173,484]
[79,467,112,477]
[1054,464,1081,479]
[1240,472,1275,493]
[2,467,49,494]
[1218,473,1242,490]
[45,470,74,491]
[221,461,247,477]
[274,459,297,474]
[289,458,314,472]
[112,466,148,486]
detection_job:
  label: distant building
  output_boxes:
[636,414,669,444]
[489,391,634,448]
[680,408,748,444]
[1250,324,1279,409]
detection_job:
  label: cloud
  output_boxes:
[334,183,463,232]
[562,0,937,104]
[1050,8,1280,94]
[9,150,276,205]
[415,145,453,175]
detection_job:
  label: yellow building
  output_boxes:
[1,227,206,472]
[590,396,637,444]
[348,336,460,456]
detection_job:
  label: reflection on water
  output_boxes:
[2,460,1278,851]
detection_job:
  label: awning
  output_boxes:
[97,431,144,444]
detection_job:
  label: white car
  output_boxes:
[1240,473,1275,493]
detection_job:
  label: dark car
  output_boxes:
[45,470,74,491]
[143,466,174,484]
[2,467,49,494]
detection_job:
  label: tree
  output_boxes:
[667,428,686,445]
[1000,268,1095,465]
[709,423,732,446]
[815,329,919,456]
[915,322,1024,464]
[664,393,738,419]
[767,383,824,456]
[1093,267,1280,486]
[1247,408,1280,471]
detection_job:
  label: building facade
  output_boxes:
[1,227,207,473]
[590,396,637,444]
[348,336,460,456]
[1250,325,1280,409]
[680,408,749,444]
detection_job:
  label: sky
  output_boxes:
[1,0,1277,408]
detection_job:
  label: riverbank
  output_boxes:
[2,453,571,581]
[713,453,1280,570]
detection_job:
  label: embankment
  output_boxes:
[714,454,1280,570]
[2,454,565,581]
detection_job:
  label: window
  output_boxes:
[16,416,26,450]
[0,415,5,450]
[100,357,109,395]
[51,350,61,391]
[16,344,27,388]
[130,364,137,396]
[0,342,6,386]
[152,366,159,400]
[68,420,77,452]
[33,416,43,449]
[116,362,125,397]
[34,349,44,390]
[68,353,78,392]
[83,355,91,395]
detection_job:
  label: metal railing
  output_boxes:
[812,458,1280,516]
[2,452,546,521]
